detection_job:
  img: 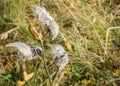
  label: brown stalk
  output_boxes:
[31,24,53,86]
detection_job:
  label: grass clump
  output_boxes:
[0,0,120,86]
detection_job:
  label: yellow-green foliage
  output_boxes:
[0,0,120,86]
[1,0,35,26]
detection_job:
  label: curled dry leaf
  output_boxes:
[23,71,35,82]
[28,18,43,40]
[64,42,72,52]
[34,6,59,40]
[17,80,26,86]
[29,26,43,40]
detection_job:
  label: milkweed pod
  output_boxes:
[6,42,42,61]
[34,6,59,40]
[55,52,69,71]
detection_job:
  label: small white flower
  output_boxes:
[51,44,68,71]
[6,42,42,61]
[34,6,59,40]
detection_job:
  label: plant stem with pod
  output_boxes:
[31,25,53,86]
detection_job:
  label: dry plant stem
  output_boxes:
[104,26,120,55]
[60,32,67,42]
[38,0,43,6]
[37,0,43,7]
[41,71,56,86]
[0,27,18,36]
[40,40,53,86]
[31,25,53,86]
[52,71,58,85]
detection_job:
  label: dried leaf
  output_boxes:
[23,71,34,82]
[28,19,39,31]
[64,42,72,52]
[28,19,43,40]
[17,80,26,86]
[29,27,43,40]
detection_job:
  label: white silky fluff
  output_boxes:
[6,42,32,57]
[34,6,59,40]
[51,44,65,57]
[51,44,68,71]
[6,42,42,61]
